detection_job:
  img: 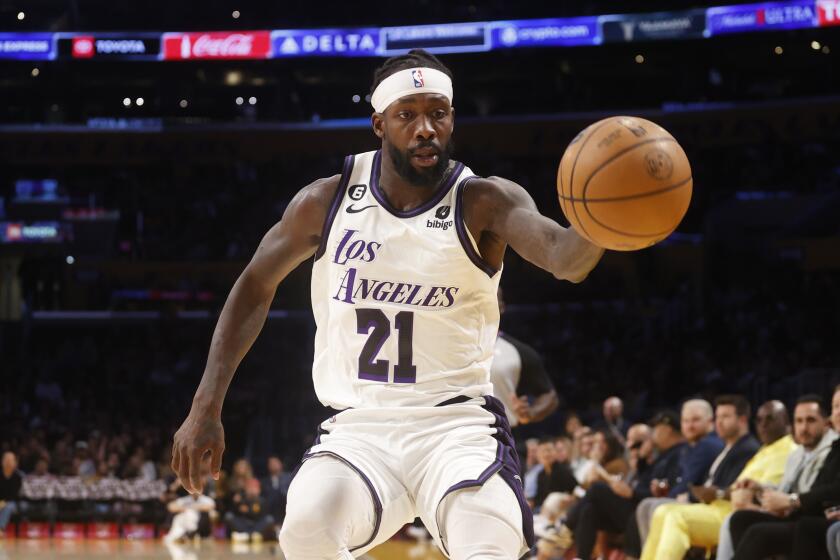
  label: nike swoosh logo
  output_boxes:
[346,204,377,214]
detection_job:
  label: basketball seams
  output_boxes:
[567,119,614,240]
[580,136,686,244]
[559,175,692,203]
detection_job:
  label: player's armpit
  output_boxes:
[464,176,604,282]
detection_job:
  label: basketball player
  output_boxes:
[171,49,604,559]
[492,289,560,428]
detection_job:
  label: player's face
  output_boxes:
[376,93,454,187]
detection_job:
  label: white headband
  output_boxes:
[371,67,453,113]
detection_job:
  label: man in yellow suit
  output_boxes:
[640,400,796,560]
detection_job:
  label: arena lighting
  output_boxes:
[774,45,784,54]
[31,67,39,77]
[248,96,257,105]
[122,97,131,107]
[824,45,832,54]
[179,99,188,108]
[66,256,75,265]
[352,94,361,103]
[136,97,145,106]
[812,40,821,50]
[17,11,24,20]
[635,54,644,63]
[232,10,241,19]
[225,70,243,86]
[235,96,244,105]
[364,94,372,102]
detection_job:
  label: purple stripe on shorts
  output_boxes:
[314,154,355,261]
[454,176,499,278]
[301,450,383,553]
[369,149,465,219]
[436,395,535,550]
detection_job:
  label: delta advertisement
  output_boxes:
[271,28,380,57]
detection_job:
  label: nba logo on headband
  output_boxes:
[411,69,424,88]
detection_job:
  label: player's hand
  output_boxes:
[513,396,532,424]
[171,410,225,494]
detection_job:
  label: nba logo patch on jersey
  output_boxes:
[411,69,424,88]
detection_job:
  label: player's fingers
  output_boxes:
[178,447,194,494]
[188,447,203,494]
[210,444,224,480]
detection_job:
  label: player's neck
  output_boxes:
[378,154,453,212]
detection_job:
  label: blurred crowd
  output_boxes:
[520,389,840,560]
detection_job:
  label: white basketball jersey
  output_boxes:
[310,150,501,409]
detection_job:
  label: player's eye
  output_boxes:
[433,109,447,119]
[398,111,412,120]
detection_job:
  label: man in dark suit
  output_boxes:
[730,392,840,560]
[568,411,686,559]
[260,455,291,525]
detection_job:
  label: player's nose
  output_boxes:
[414,115,436,140]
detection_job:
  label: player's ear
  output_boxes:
[371,113,385,139]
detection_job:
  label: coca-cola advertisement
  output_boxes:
[162,31,272,60]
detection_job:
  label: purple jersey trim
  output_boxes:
[455,177,499,278]
[314,154,355,261]
[436,395,535,553]
[300,450,383,553]
[369,149,464,219]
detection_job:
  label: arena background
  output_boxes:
[0,1,838,558]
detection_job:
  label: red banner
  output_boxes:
[818,0,840,25]
[162,31,271,60]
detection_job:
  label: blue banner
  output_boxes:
[380,22,489,54]
[489,17,600,48]
[0,32,55,60]
[271,28,380,57]
[707,0,818,35]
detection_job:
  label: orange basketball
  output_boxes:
[557,116,692,251]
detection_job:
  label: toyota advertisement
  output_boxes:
[57,34,160,60]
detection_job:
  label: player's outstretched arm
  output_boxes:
[465,176,604,283]
[171,174,339,494]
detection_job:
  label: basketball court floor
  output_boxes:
[0,538,446,560]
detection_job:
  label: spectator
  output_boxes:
[600,396,630,444]
[554,436,572,466]
[524,438,542,503]
[729,391,840,560]
[0,452,23,534]
[565,413,583,438]
[583,429,630,487]
[570,427,595,484]
[260,456,291,524]
[226,478,275,544]
[164,491,215,544]
[533,437,578,509]
[632,398,723,552]
[641,400,796,560]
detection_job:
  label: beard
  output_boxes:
[386,138,455,188]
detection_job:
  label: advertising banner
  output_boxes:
[162,31,272,60]
[489,17,600,48]
[707,0,818,35]
[380,22,489,54]
[0,32,55,60]
[817,0,840,26]
[57,34,160,60]
[272,28,379,57]
[600,9,707,42]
